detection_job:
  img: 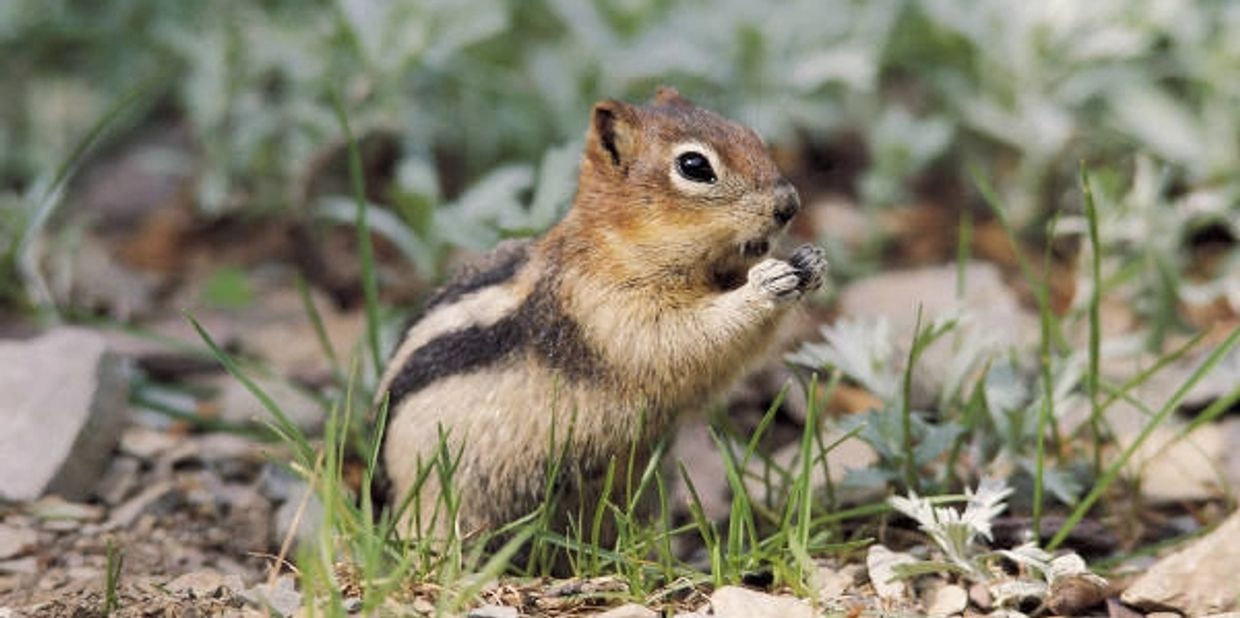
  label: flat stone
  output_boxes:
[243,575,301,617]
[273,480,323,549]
[838,263,1030,340]
[968,582,992,610]
[0,526,37,561]
[0,328,129,501]
[595,603,657,618]
[1122,510,1240,615]
[26,496,105,523]
[1107,598,1145,618]
[925,584,968,617]
[106,481,180,529]
[866,546,916,602]
[467,605,518,618]
[812,563,856,600]
[708,586,815,618]
[836,262,1036,408]
[0,558,37,575]
[1116,423,1225,504]
[119,427,179,459]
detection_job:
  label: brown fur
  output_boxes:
[377,88,826,542]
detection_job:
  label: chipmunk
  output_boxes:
[375,87,827,541]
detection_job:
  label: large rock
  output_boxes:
[708,586,815,618]
[1117,424,1226,504]
[837,262,1033,348]
[835,262,1036,407]
[1121,510,1240,615]
[0,328,129,501]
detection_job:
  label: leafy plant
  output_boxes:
[888,477,1011,580]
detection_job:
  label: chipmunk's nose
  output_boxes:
[773,181,800,226]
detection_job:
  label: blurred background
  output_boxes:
[4,0,1238,320]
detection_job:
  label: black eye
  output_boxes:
[676,151,717,184]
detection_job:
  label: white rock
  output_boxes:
[594,603,657,618]
[119,426,179,459]
[467,605,518,618]
[838,262,1031,343]
[0,526,37,561]
[812,563,856,600]
[106,480,179,529]
[243,575,301,617]
[1222,417,1240,493]
[1122,510,1240,615]
[708,586,815,618]
[0,558,37,575]
[837,262,1036,408]
[273,480,323,549]
[0,328,129,501]
[866,545,917,602]
[925,584,968,617]
[1116,422,1225,504]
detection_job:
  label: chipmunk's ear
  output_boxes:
[653,86,690,107]
[587,99,639,170]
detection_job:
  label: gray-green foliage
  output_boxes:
[6,0,1240,222]
[788,313,1087,503]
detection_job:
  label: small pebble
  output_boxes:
[468,605,518,618]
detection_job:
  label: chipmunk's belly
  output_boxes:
[384,363,647,532]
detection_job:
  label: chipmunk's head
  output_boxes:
[574,87,800,290]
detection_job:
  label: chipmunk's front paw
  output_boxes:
[788,244,828,293]
[748,259,803,303]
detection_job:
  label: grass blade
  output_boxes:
[330,92,383,379]
[188,315,315,467]
[1081,168,1104,474]
[1048,325,1240,550]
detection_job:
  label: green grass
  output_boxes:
[103,538,124,616]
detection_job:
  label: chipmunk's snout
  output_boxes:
[773,181,800,226]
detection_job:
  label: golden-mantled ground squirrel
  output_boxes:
[375,87,827,540]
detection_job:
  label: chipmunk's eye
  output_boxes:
[676,151,717,184]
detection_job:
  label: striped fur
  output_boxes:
[376,88,827,541]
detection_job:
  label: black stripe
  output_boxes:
[385,315,526,405]
[385,276,601,409]
[424,239,530,311]
[375,246,600,515]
